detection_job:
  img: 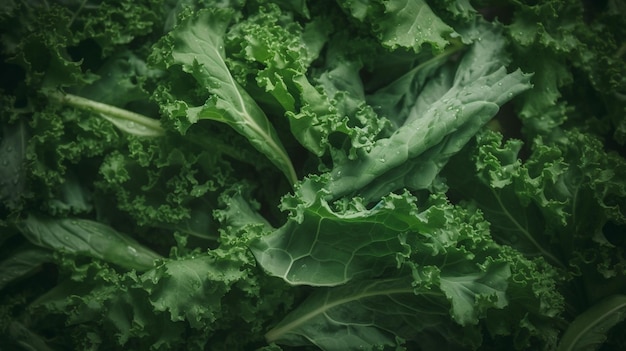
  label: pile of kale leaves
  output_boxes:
[1,0,625,350]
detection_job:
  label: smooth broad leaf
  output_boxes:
[250,183,419,286]
[325,24,532,199]
[251,175,514,302]
[264,273,499,350]
[557,295,626,351]
[366,48,459,130]
[7,321,56,351]
[264,277,429,350]
[156,8,297,184]
[0,245,52,291]
[18,214,162,271]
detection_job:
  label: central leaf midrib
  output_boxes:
[265,284,429,342]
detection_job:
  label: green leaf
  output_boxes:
[153,8,297,184]
[339,0,455,52]
[0,120,28,209]
[141,252,248,329]
[50,92,165,137]
[0,245,52,291]
[557,295,626,351]
[18,214,162,271]
[264,277,434,349]
[251,181,417,286]
[264,268,511,350]
[444,129,568,269]
[325,24,532,199]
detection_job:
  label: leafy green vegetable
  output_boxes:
[0,119,28,210]
[557,294,626,351]
[51,92,165,137]
[1,0,625,350]
[0,245,52,291]
[151,7,298,184]
[18,214,162,271]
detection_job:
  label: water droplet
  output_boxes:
[507,92,514,98]
[64,236,70,241]
[71,220,78,225]
[128,246,138,256]
[127,121,136,128]
[379,158,386,163]
[497,82,503,87]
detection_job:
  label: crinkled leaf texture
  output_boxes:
[246,177,561,350]
[252,180,416,286]
[324,23,532,199]
[142,251,249,329]
[152,7,297,184]
[28,245,291,350]
[445,128,626,279]
[339,0,454,52]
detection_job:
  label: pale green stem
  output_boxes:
[50,92,165,136]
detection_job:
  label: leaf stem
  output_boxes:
[50,92,165,136]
